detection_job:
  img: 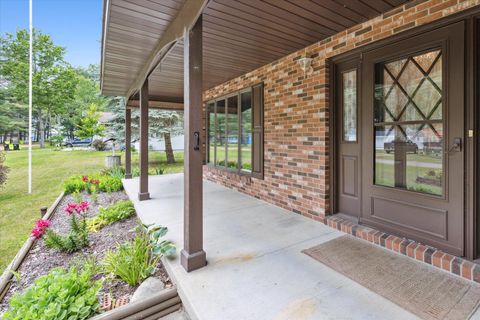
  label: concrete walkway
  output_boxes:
[123,174,420,320]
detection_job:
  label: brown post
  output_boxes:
[125,108,132,179]
[138,80,150,201]
[181,15,206,272]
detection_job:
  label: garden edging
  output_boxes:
[89,287,181,320]
[0,191,64,301]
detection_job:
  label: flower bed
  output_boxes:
[0,176,174,319]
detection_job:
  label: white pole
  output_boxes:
[28,0,33,194]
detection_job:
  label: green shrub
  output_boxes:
[102,233,158,286]
[49,135,64,147]
[2,262,101,320]
[92,139,106,151]
[87,200,135,232]
[63,174,123,194]
[98,175,123,193]
[64,176,87,194]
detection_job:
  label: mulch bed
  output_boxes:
[0,191,172,314]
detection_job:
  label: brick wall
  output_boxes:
[203,0,480,221]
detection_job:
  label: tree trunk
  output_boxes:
[164,132,175,164]
[38,111,45,148]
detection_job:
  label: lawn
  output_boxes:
[0,147,183,274]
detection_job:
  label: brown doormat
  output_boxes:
[303,235,480,320]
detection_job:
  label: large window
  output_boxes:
[374,49,443,196]
[207,85,262,176]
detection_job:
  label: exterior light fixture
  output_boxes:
[298,54,313,74]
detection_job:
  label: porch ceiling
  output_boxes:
[101,0,414,102]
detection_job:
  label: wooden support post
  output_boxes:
[125,108,132,179]
[138,80,150,201]
[181,15,206,272]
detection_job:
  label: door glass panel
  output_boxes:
[374,49,443,196]
[216,99,226,167]
[207,102,215,164]
[343,70,357,141]
[240,91,252,171]
[226,96,239,170]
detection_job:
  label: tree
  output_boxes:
[0,87,27,140]
[0,29,78,148]
[61,67,108,139]
[149,111,184,164]
[75,103,105,141]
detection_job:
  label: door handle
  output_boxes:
[446,137,462,154]
[193,131,200,150]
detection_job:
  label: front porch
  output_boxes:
[124,173,461,320]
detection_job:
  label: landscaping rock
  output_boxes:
[130,277,165,303]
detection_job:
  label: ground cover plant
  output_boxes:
[86,200,135,232]
[2,260,102,320]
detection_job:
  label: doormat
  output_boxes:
[303,235,480,320]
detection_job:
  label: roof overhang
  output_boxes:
[101,0,415,105]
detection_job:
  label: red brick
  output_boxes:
[431,251,444,268]
[441,254,454,272]
[415,245,427,261]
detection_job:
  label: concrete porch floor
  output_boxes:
[124,174,438,320]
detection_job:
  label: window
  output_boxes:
[374,49,443,196]
[240,91,252,171]
[342,70,357,142]
[207,102,215,164]
[206,84,263,177]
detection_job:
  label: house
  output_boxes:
[100,0,480,277]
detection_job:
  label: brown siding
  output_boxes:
[203,0,480,221]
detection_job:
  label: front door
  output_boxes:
[361,22,465,256]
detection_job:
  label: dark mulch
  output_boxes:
[0,191,171,313]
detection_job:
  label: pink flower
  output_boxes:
[77,201,90,213]
[64,201,90,215]
[89,179,99,185]
[82,175,89,182]
[31,219,50,238]
[64,203,78,215]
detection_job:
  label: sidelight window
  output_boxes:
[342,70,357,142]
[374,49,443,196]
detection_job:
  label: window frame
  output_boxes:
[206,86,257,176]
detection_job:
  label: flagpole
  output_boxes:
[28,0,33,194]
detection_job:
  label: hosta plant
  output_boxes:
[2,261,102,320]
[143,223,176,257]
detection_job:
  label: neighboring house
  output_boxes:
[100,0,480,274]
[133,135,184,152]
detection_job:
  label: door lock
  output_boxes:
[193,131,200,150]
[446,137,462,154]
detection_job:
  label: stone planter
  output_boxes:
[105,155,121,168]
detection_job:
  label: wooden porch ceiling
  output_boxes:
[101,0,415,103]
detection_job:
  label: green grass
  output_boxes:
[375,150,442,195]
[0,147,183,274]
[209,144,252,169]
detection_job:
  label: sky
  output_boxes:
[0,0,103,67]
